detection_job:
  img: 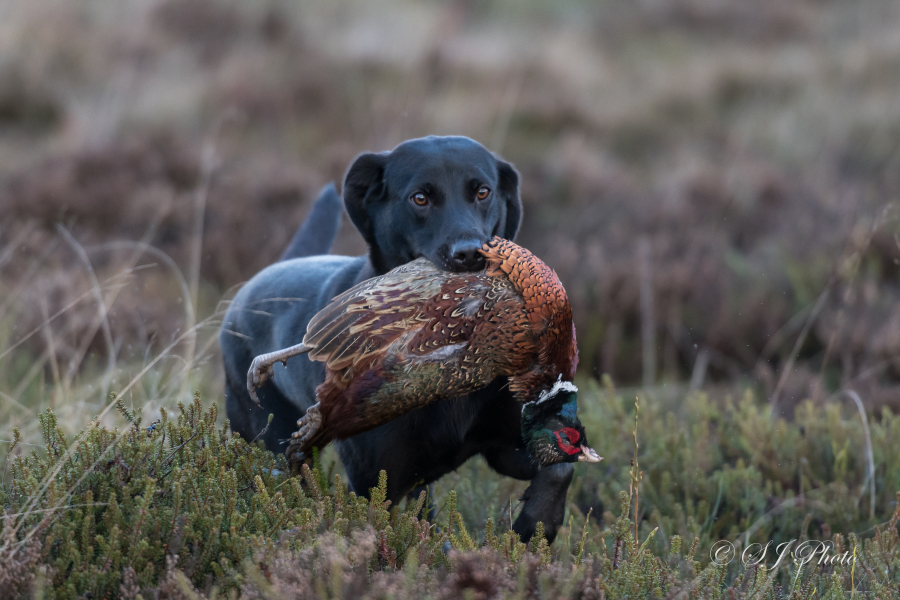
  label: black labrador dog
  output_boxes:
[220,136,574,542]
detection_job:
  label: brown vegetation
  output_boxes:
[2,0,900,421]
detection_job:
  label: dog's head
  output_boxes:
[342,135,522,274]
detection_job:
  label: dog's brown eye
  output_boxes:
[411,193,428,206]
[476,186,491,200]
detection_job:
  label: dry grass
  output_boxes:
[1,0,899,421]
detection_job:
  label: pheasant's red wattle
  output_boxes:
[554,428,581,455]
[560,427,580,443]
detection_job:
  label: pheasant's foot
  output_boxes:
[246,343,310,405]
[285,403,322,469]
[292,403,322,446]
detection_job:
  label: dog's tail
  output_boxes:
[280,183,343,261]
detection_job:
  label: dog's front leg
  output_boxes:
[482,444,573,544]
[512,462,574,544]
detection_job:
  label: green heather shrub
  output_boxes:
[1,391,900,598]
[0,395,451,598]
[565,378,900,554]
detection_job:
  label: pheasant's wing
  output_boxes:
[303,258,455,374]
[300,256,544,450]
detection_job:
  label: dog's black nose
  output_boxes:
[448,239,486,271]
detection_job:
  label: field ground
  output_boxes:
[2,0,900,597]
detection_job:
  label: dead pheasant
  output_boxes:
[247,237,601,467]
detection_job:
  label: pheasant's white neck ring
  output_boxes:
[527,377,578,409]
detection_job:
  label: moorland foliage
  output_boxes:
[2,0,900,597]
[2,391,900,598]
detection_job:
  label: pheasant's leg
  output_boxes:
[246,343,310,405]
[285,403,322,463]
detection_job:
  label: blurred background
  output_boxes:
[2,0,900,440]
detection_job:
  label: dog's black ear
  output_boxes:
[495,157,522,240]
[343,152,388,247]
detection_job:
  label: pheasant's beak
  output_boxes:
[578,445,603,463]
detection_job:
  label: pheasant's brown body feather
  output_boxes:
[295,237,577,453]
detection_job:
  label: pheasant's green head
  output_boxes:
[522,380,602,467]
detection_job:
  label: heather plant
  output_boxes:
[4,0,900,406]
[2,389,900,598]
[0,395,435,598]
[439,377,900,560]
